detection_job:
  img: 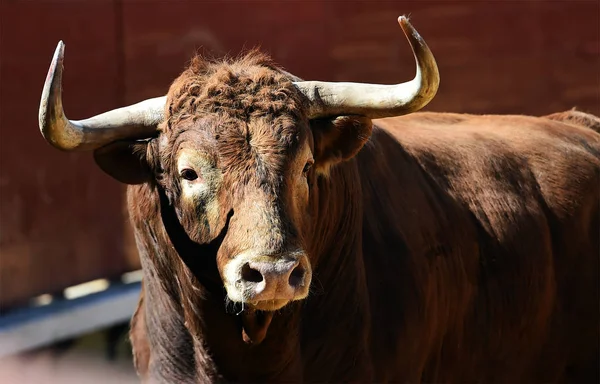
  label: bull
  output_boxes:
[38,16,599,383]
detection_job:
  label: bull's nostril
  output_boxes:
[289,265,305,287]
[241,263,263,283]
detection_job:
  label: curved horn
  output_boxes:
[294,16,440,119]
[38,41,166,151]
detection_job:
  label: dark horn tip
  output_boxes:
[397,15,425,46]
[398,15,414,30]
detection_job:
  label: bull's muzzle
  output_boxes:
[224,253,312,311]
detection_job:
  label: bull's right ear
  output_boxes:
[93,140,154,185]
[311,115,373,175]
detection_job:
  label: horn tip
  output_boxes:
[397,15,410,26]
[45,40,65,83]
[398,14,424,45]
[54,40,65,61]
[39,40,66,142]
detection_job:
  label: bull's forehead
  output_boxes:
[165,113,308,186]
[214,115,307,182]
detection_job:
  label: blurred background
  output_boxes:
[0,0,598,382]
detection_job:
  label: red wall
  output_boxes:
[1,0,598,309]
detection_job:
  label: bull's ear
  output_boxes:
[93,140,153,185]
[311,115,373,174]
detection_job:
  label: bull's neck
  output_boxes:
[299,161,374,382]
[309,160,366,274]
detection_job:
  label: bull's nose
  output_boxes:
[239,258,308,300]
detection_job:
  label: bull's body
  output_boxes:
[128,110,599,383]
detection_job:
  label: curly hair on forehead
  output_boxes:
[163,48,306,130]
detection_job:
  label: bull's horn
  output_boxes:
[38,41,166,151]
[293,16,440,119]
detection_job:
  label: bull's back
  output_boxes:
[357,111,599,382]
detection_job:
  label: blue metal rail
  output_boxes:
[0,279,141,358]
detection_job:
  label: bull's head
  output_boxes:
[38,16,438,340]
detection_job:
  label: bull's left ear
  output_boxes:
[311,115,373,174]
[93,140,153,185]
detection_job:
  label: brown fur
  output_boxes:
[94,52,599,383]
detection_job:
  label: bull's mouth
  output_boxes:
[241,309,274,346]
[237,299,289,345]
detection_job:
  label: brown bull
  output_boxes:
[38,16,599,383]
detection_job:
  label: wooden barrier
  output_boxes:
[1,0,598,310]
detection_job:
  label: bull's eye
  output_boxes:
[181,168,198,181]
[303,161,313,175]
